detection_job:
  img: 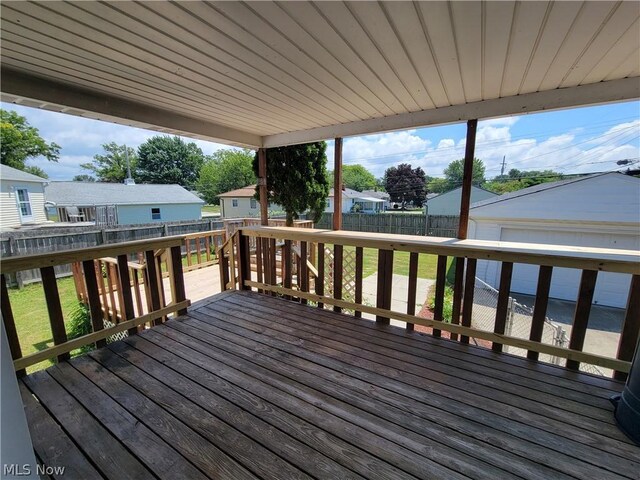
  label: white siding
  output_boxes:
[221,197,260,219]
[427,186,497,216]
[0,180,47,230]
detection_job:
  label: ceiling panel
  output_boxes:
[0,0,637,148]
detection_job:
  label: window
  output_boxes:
[232,199,239,207]
[151,207,161,220]
[16,189,33,222]
[250,199,257,209]
[326,199,331,208]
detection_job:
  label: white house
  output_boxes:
[0,164,48,230]
[45,182,204,225]
[470,173,640,308]
[426,186,498,216]
[326,188,385,213]
[361,190,391,210]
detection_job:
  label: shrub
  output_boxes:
[429,285,454,323]
[68,302,95,355]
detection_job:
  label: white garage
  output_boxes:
[470,173,640,308]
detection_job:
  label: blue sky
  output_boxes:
[3,100,639,181]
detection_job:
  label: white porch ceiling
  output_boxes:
[1,1,639,148]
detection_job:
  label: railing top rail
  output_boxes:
[0,235,184,274]
[181,229,226,240]
[240,226,640,275]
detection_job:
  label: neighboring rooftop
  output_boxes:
[361,190,390,199]
[0,164,48,183]
[45,182,204,206]
[217,185,257,198]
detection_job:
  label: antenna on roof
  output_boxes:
[124,145,135,185]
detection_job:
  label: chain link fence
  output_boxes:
[470,277,604,376]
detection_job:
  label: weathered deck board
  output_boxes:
[20,291,639,480]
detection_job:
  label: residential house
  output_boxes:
[0,164,48,230]
[426,186,498,216]
[45,182,204,226]
[218,185,263,218]
[326,188,386,213]
[361,190,391,210]
[470,173,640,308]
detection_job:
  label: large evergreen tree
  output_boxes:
[383,163,427,208]
[80,143,137,183]
[136,136,204,187]
[197,149,255,204]
[0,109,60,172]
[253,142,330,225]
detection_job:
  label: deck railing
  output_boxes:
[1,236,191,376]
[223,226,640,380]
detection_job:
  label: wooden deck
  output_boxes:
[20,290,639,480]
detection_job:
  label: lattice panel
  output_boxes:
[323,247,356,303]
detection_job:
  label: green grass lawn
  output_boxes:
[202,204,221,215]
[340,246,453,279]
[8,276,79,374]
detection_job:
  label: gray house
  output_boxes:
[45,182,204,226]
[426,186,498,215]
[0,164,48,230]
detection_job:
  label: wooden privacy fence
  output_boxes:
[222,226,640,380]
[316,213,459,237]
[1,236,191,376]
[1,219,224,287]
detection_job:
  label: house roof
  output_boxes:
[45,182,204,207]
[470,173,626,209]
[0,164,48,183]
[218,185,257,198]
[361,190,390,200]
[1,2,637,148]
[428,185,498,202]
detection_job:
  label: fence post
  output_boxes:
[504,297,515,351]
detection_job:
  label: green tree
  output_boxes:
[327,164,377,192]
[383,163,427,207]
[136,136,204,187]
[80,143,137,183]
[0,109,60,171]
[428,158,486,193]
[253,142,330,225]
[73,174,96,182]
[197,149,255,204]
[484,168,564,194]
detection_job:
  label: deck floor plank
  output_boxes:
[20,291,639,480]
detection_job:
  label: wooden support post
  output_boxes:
[567,270,598,371]
[1,274,25,377]
[237,233,251,291]
[528,265,553,360]
[144,250,162,326]
[458,119,478,240]
[493,262,514,352]
[117,255,137,335]
[82,260,107,348]
[169,246,188,314]
[615,275,640,380]
[333,137,343,230]
[258,148,269,226]
[40,266,70,363]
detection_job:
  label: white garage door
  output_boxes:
[500,228,638,308]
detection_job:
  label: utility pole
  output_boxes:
[500,155,506,176]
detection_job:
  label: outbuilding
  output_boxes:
[0,164,48,230]
[426,186,498,216]
[470,173,640,308]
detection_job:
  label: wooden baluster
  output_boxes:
[219,247,230,291]
[528,265,553,360]
[40,266,69,363]
[81,260,107,348]
[406,252,419,330]
[111,262,126,323]
[295,248,302,290]
[283,240,292,300]
[300,241,309,305]
[433,255,447,338]
[460,258,477,344]
[566,270,598,371]
[185,238,192,268]
[170,245,188,314]
[144,250,162,325]
[132,267,144,317]
[237,233,251,291]
[255,237,264,294]
[156,255,167,312]
[493,262,514,352]
[205,236,211,262]
[354,247,364,318]
[317,243,325,309]
[1,274,25,377]
[196,236,202,266]
[615,275,640,380]
[450,257,465,341]
[104,263,116,323]
[95,261,109,323]
[261,238,270,289]
[117,255,137,335]
[228,238,237,289]
[333,244,343,313]
[376,249,394,324]
[269,238,277,295]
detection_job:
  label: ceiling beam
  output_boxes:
[0,67,262,148]
[262,77,640,147]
